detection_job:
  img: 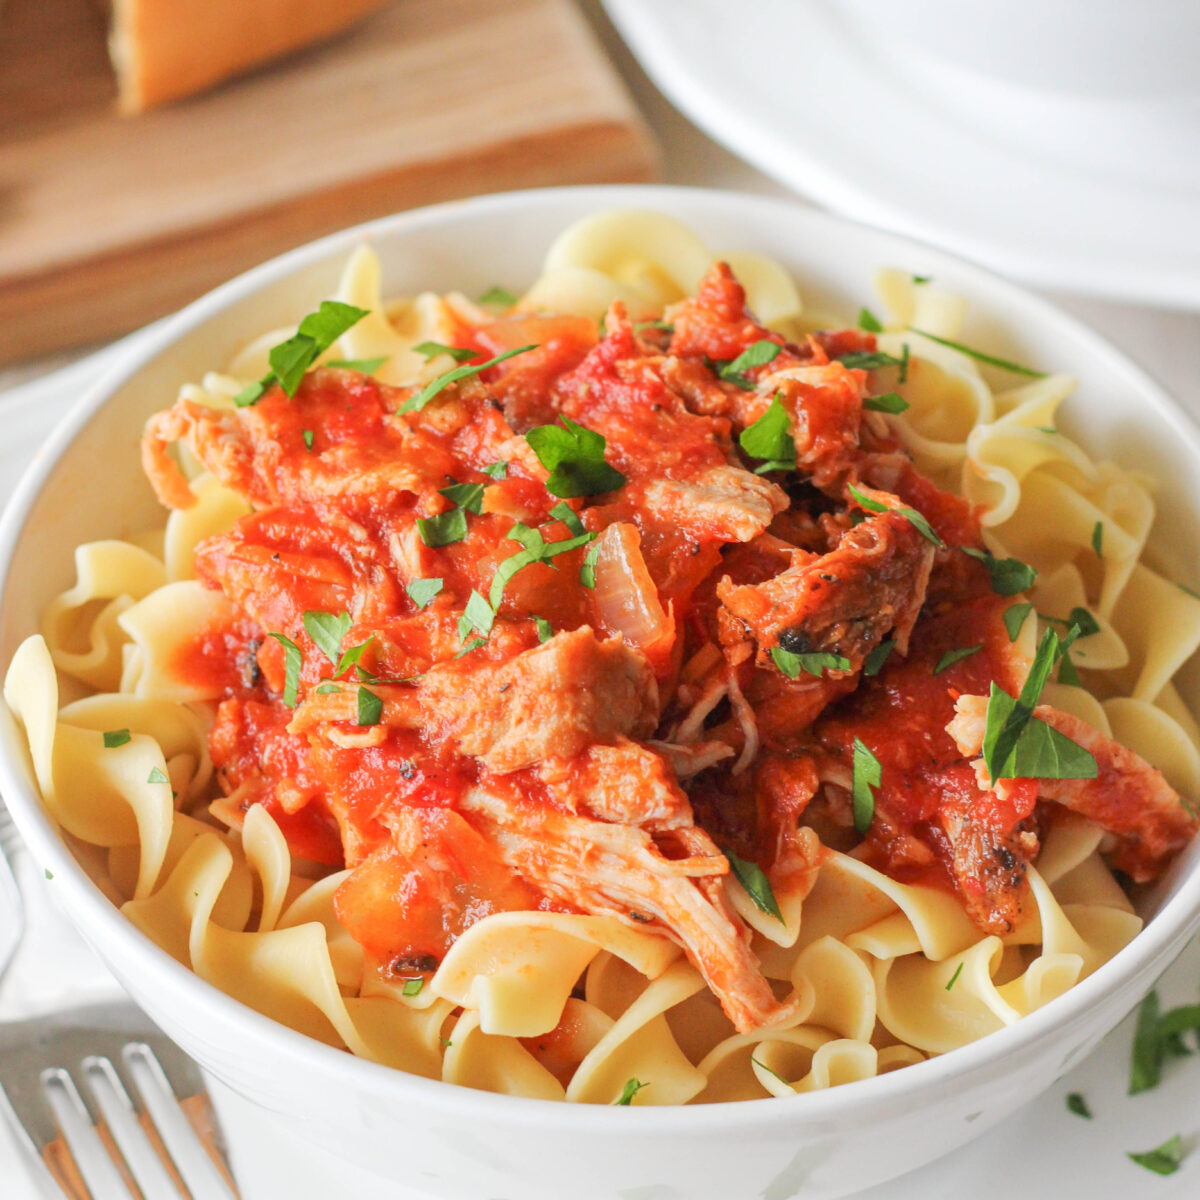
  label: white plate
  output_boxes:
[602,0,1200,309]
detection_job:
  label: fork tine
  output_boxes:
[0,1083,74,1200]
[122,1043,239,1200]
[83,1055,181,1200]
[40,1066,133,1199]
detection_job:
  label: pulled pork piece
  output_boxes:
[460,781,801,1034]
[948,695,1199,881]
[717,506,934,672]
[292,627,658,773]
[643,466,787,544]
[932,763,1035,934]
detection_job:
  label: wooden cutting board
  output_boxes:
[0,0,658,364]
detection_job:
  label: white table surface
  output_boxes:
[1,4,1198,1195]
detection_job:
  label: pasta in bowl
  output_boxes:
[1,187,1198,1199]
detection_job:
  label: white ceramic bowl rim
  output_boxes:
[2,185,1198,1134]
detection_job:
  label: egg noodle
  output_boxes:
[5,211,1198,1105]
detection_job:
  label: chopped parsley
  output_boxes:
[770,647,851,679]
[718,339,782,389]
[416,508,469,548]
[945,962,964,991]
[481,460,508,479]
[1065,1092,1092,1119]
[439,481,486,514]
[863,639,895,677]
[147,766,169,785]
[851,738,881,834]
[912,274,931,285]
[406,578,444,610]
[315,682,343,695]
[1128,1135,1185,1176]
[234,300,368,406]
[525,416,626,498]
[398,344,536,414]
[1092,521,1104,558]
[933,645,982,675]
[580,541,602,589]
[356,687,383,727]
[478,285,518,308]
[1128,990,1200,1094]
[325,356,388,374]
[489,520,595,609]
[402,978,424,997]
[267,633,302,707]
[837,350,902,371]
[847,484,944,548]
[534,615,554,643]
[413,342,475,364]
[909,329,1046,379]
[962,547,1037,596]
[863,391,909,414]
[614,1078,649,1106]
[981,629,1097,782]
[1004,602,1033,642]
[457,590,495,643]
[635,319,674,334]
[302,429,314,452]
[751,1057,790,1087]
[857,308,883,333]
[456,637,486,658]
[739,396,796,473]
[723,847,782,921]
[303,610,352,667]
[102,729,131,749]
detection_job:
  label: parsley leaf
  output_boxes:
[402,978,424,997]
[406,578,444,610]
[910,329,1046,378]
[267,632,302,707]
[550,500,586,536]
[399,344,536,414]
[933,645,982,675]
[334,639,374,678]
[413,342,475,364]
[147,766,169,784]
[1004,602,1033,642]
[857,308,883,333]
[1130,991,1165,1095]
[489,521,595,609]
[739,396,796,469]
[962,547,1037,596]
[1128,1135,1185,1176]
[325,356,388,374]
[439,481,486,514]
[457,590,494,642]
[982,630,1098,782]
[534,615,554,643]
[478,286,517,308]
[770,647,851,679]
[863,639,895,677]
[945,962,964,991]
[912,274,931,285]
[863,391,909,414]
[526,416,626,498]
[315,682,343,695]
[580,541,602,589]
[302,429,314,452]
[723,847,782,921]
[103,728,131,749]
[417,508,468,548]
[303,610,352,667]
[837,350,902,371]
[1092,521,1104,557]
[847,484,944,547]
[635,319,674,334]
[481,460,508,479]
[851,738,880,834]
[614,1078,649,1106]
[719,339,782,389]
[1065,1092,1092,1119]
[357,687,383,726]
[456,636,486,658]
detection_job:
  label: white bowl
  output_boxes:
[2,186,1199,1200]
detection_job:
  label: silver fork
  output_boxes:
[0,805,240,1199]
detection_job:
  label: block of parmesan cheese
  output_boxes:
[106,0,390,113]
